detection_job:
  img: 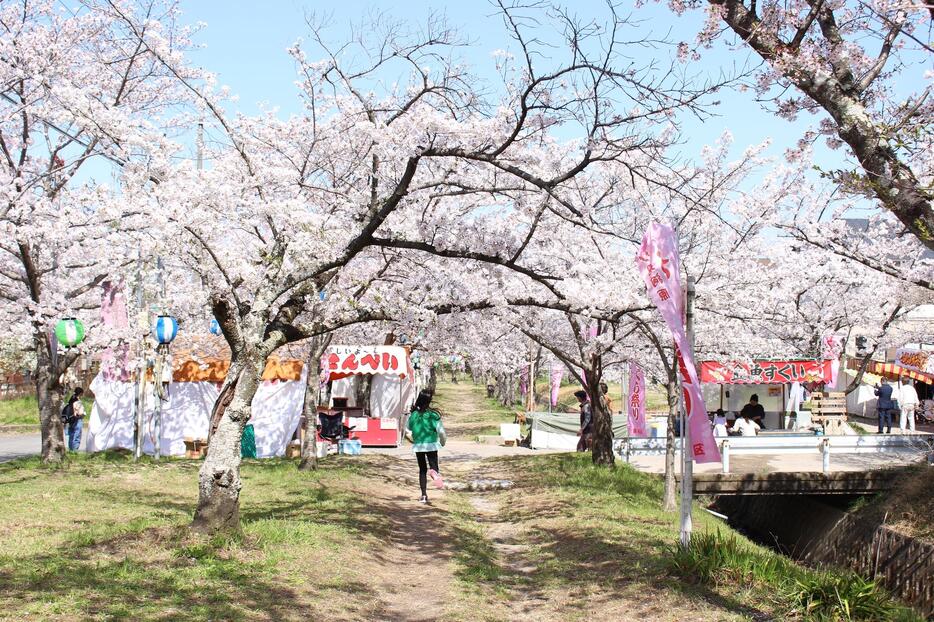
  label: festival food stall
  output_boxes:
[88,335,308,458]
[321,345,416,447]
[700,359,834,429]
[844,351,934,420]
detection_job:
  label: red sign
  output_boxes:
[322,346,411,382]
[700,360,832,384]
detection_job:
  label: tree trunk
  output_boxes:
[191,349,262,534]
[586,369,614,467]
[299,336,330,471]
[663,377,679,512]
[207,357,244,441]
[35,333,66,463]
[427,365,437,393]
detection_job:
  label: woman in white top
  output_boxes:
[713,409,729,437]
[732,414,761,437]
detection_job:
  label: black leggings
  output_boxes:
[416,451,440,496]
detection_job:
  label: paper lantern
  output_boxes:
[54,318,86,348]
[210,319,221,335]
[153,315,178,345]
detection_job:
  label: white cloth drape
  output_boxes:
[87,370,307,458]
[87,376,136,452]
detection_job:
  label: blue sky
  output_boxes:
[79,0,897,198]
[173,1,835,165]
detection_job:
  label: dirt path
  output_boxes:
[351,382,748,622]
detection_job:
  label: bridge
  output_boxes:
[616,433,932,475]
[679,470,901,496]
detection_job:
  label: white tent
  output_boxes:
[87,367,308,458]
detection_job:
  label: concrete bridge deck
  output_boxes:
[680,470,902,495]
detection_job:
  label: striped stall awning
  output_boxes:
[847,359,934,384]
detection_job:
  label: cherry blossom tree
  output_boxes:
[0,0,191,462]
[106,0,736,533]
[668,0,934,250]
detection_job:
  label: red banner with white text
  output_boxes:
[699,360,833,385]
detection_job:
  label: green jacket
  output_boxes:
[407,409,445,449]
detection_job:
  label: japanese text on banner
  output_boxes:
[636,222,720,464]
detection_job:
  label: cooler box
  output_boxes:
[338,439,362,455]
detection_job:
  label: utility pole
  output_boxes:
[680,275,696,549]
[196,121,204,172]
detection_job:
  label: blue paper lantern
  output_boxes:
[153,315,178,345]
[209,319,221,335]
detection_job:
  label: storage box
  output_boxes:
[338,439,362,455]
[184,437,208,459]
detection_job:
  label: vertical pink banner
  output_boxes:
[822,334,841,388]
[628,361,647,437]
[636,222,720,464]
[550,364,564,407]
[519,366,529,396]
[100,280,131,382]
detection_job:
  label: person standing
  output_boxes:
[740,394,767,429]
[406,389,446,504]
[598,382,613,415]
[898,377,919,433]
[874,379,895,434]
[573,390,593,452]
[61,388,86,451]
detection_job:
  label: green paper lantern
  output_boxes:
[55,317,86,348]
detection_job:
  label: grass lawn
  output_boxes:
[532,381,669,414]
[0,396,40,425]
[0,453,400,622]
[0,378,920,621]
[434,381,518,437]
[0,395,93,426]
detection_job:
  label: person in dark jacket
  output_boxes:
[874,379,895,434]
[574,389,592,452]
[740,394,767,429]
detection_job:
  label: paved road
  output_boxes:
[0,432,87,463]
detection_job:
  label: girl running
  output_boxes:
[406,389,447,504]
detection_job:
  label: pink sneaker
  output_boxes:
[428,469,443,489]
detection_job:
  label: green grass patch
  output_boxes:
[0,452,389,621]
[670,530,922,621]
[477,453,922,621]
[0,395,40,425]
[0,395,94,426]
[433,381,517,437]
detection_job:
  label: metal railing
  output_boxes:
[614,434,934,474]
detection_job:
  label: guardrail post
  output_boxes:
[721,440,730,474]
[821,438,830,473]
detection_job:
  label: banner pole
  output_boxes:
[679,276,696,549]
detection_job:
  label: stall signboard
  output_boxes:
[700,360,832,384]
[894,348,934,376]
[322,345,412,382]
